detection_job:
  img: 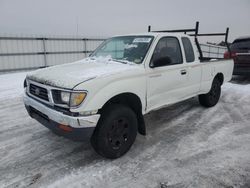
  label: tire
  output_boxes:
[91,104,138,159]
[199,78,221,107]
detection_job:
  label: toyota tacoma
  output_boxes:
[23,22,234,158]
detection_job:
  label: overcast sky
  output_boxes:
[0,0,249,42]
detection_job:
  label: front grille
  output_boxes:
[29,83,49,101]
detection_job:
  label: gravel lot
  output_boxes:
[0,72,250,188]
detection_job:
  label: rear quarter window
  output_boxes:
[181,37,195,62]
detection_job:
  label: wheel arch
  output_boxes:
[214,73,224,85]
[100,92,146,135]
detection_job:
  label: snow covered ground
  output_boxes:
[0,72,250,188]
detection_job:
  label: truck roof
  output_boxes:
[113,32,190,38]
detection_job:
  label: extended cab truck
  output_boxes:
[23,22,234,158]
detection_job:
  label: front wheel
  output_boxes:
[199,78,221,107]
[91,104,138,159]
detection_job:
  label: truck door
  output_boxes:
[181,37,202,96]
[146,37,188,112]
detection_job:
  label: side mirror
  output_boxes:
[151,56,172,68]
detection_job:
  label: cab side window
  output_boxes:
[151,37,183,68]
[181,37,195,62]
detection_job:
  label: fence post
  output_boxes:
[83,38,87,57]
[208,45,211,58]
[217,47,219,58]
[42,38,47,67]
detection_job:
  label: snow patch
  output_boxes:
[0,72,28,100]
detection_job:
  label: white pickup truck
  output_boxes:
[23,23,234,158]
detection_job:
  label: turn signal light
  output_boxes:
[59,124,73,132]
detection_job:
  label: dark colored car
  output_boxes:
[224,36,250,75]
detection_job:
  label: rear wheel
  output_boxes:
[91,104,138,159]
[199,78,221,107]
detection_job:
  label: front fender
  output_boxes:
[71,74,147,114]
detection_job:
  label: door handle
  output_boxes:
[180,70,187,75]
[149,74,162,78]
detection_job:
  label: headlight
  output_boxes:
[70,92,87,107]
[61,91,70,104]
[53,90,87,107]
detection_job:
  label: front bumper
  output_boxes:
[23,93,100,141]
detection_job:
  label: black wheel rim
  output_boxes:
[107,117,129,150]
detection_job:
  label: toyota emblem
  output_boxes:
[35,88,40,95]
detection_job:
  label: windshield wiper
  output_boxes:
[89,56,133,65]
[110,58,129,64]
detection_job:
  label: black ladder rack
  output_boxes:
[148,21,230,61]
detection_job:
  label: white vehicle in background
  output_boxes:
[23,22,234,158]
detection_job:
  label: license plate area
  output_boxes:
[30,106,49,122]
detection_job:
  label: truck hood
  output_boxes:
[27,58,141,89]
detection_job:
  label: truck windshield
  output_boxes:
[91,36,154,64]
